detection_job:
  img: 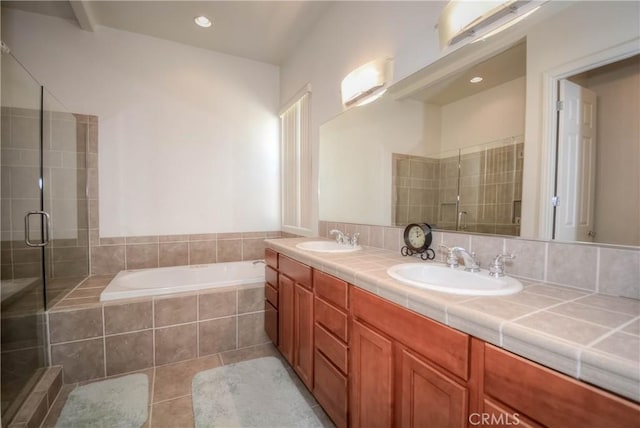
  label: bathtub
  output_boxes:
[100,261,265,302]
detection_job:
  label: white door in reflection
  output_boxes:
[554,79,597,242]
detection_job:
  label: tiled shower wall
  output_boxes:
[318,220,640,301]
[1,108,90,285]
[393,139,524,236]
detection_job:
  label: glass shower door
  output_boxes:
[1,54,48,422]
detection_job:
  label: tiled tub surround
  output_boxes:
[89,231,284,276]
[46,276,269,385]
[266,237,640,402]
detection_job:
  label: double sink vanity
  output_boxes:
[263,237,639,428]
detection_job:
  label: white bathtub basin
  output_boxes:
[296,241,361,253]
[387,263,522,296]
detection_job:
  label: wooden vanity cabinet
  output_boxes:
[313,270,350,428]
[278,254,314,390]
[480,344,640,428]
[263,249,278,346]
[350,287,471,428]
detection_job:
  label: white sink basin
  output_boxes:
[296,241,362,253]
[387,263,522,296]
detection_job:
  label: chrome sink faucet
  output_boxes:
[489,254,515,277]
[440,245,480,272]
[329,229,359,246]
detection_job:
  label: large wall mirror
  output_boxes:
[319,0,639,247]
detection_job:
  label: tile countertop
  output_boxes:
[265,237,640,403]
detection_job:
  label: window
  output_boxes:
[280,86,311,234]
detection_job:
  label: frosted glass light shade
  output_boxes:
[341,58,391,108]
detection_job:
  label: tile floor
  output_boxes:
[41,343,334,428]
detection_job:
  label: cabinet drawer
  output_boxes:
[314,270,348,311]
[351,287,469,381]
[279,255,312,289]
[484,344,640,428]
[265,248,278,268]
[314,350,348,428]
[265,283,278,308]
[266,266,278,289]
[315,324,348,374]
[315,297,348,342]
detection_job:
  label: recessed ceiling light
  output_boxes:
[470,76,483,83]
[194,16,212,28]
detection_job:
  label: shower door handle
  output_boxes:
[24,211,51,247]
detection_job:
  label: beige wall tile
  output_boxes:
[51,338,104,383]
[159,234,189,243]
[547,243,597,291]
[238,312,268,348]
[126,236,158,244]
[99,237,125,245]
[105,330,154,376]
[504,239,546,281]
[241,238,264,261]
[159,242,188,267]
[237,286,263,314]
[91,245,125,275]
[49,307,103,343]
[217,239,242,262]
[78,275,114,289]
[219,343,280,366]
[598,248,640,299]
[154,323,197,366]
[241,232,266,238]
[104,301,153,334]
[126,244,158,270]
[154,295,197,327]
[199,289,236,320]
[199,317,237,355]
[217,232,242,239]
[188,233,217,241]
[189,241,216,265]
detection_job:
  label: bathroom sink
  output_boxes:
[387,263,522,296]
[296,241,362,253]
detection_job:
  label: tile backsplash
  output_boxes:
[90,231,284,275]
[319,221,640,300]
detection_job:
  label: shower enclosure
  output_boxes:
[1,51,89,424]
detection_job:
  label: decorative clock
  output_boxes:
[401,223,435,260]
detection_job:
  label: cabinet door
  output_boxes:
[399,348,468,428]
[294,282,314,390]
[278,274,294,365]
[350,319,393,428]
[264,301,278,345]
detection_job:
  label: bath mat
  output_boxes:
[56,373,148,428]
[192,356,322,428]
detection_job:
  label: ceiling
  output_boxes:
[1,1,334,65]
[410,40,526,106]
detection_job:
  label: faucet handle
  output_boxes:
[439,244,458,268]
[349,233,360,246]
[489,253,515,277]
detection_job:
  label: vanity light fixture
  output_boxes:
[470,76,484,83]
[341,58,392,108]
[194,16,212,28]
[438,0,544,49]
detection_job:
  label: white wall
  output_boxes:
[440,77,525,152]
[586,59,640,246]
[523,1,640,238]
[280,1,446,233]
[319,96,425,225]
[2,8,280,237]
